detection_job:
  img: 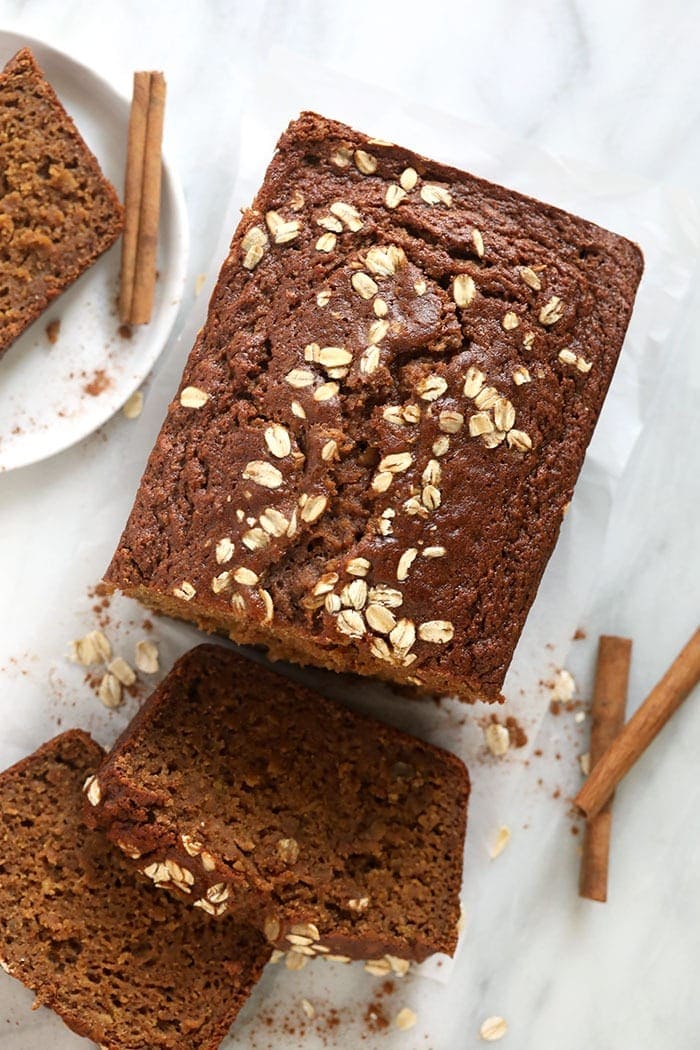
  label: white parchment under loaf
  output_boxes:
[1,48,698,1050]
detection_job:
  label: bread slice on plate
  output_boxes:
[0,47,123,360]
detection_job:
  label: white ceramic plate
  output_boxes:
[0,31,188,473]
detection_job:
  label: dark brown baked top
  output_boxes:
[0,730,269,1050]
[86,644,470,963]
[107,111,643,701]
[0,48,123,358]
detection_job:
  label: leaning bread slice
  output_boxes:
[0,730,269,1050]
[85,644,470,965]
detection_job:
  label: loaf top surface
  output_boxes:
[87,644,470,962]
[106,111,643,701]
[0,730,269,1050]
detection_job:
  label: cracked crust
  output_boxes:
[105,111,643,701]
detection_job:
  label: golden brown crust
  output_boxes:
[106,111,643,702]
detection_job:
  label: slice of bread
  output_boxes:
[86,644,470,964]
[0,48,123,359]
[0,730,269,1049]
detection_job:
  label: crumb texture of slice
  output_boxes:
[105,110,643,702]
[0,730,269,1050]
[0,48,123,358]
[88,645,470,963]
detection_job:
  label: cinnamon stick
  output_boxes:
[119,71,166,325]
[119,72,150,324]
[575,628,700,820]
[579,635,631,902]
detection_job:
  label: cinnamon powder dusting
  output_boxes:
[83,369,111,396]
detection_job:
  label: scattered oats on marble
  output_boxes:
[485,722,510,756]
[301,999,315,1020]
[122,390,143,419]
[552,668,576,702]
[135,639,159,674]
[98,671,122,709]
[480,1016,508,1042]
[579,752,591,776]
[108,657,136,687]
[70,629,111,666]
[395,1008,417,1031]
[489,826,511,859]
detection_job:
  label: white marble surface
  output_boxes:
[1,2,699,1049]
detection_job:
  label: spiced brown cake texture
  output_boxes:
[0,731,269,1050]
[84,644,470,964]
[105,111,643,702]
[0,48,123,359]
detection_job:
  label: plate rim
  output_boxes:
[0,28,189,473]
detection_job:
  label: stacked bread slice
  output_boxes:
[0,646,469,1047]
